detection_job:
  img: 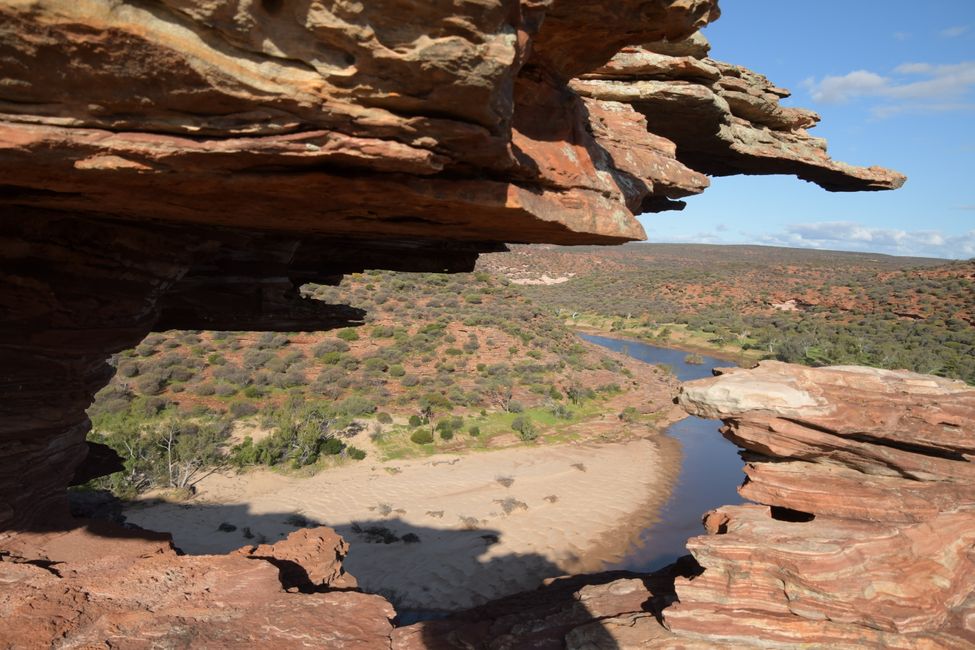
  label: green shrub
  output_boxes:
[337,328,360,342]
[318,351,343,365]
[511,416,538,442]
[410,429,434,445]
[363,357,389,372]
[314,339,350,356]
[214,382,238,397]
[136,374,165,395]
[243,385,264,398]
[439,429,454,441]
[408,414,423,427]
[321,437,345,455]
[468,426,480,437]
[229,401,259,418]
[619,406,639,423]
[346,445,366,460]
[376,412,393,424]
[117,362,140,378]
[389,364,406,377]
[257,332,289,349]
[337,395,376,417]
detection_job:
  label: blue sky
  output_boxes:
[638,1,975,259]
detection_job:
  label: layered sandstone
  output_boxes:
[0,1,917,648]
[0,0,903,535]
[672,363,975,648]
[573,44,905,192]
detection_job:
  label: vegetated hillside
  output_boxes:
[86,270,678,497]
[479,244,975,384]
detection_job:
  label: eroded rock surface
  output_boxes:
[672,362,975,648]
[574,43,906,192]
[0,1,916,648]
[0,0,903,533]
[0,523,390,648]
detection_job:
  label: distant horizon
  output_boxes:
[633,238,971,261]
[639,1,975,261]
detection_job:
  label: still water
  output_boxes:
[578,333,745,571]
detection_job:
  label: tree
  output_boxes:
[485,380,514,412]
[154,417,228,489]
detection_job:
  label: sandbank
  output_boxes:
[123,437,680,612]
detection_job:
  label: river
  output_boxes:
[578,332,745,571]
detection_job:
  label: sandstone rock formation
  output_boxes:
[672,362,975,648]
[0,1,904,536]
[573,44,904,193]
[0,0,916,647]
[1,522,391,648]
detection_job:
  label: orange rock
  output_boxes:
[0,522,392,648]
[671,362,975,647]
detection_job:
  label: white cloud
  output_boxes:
[871,102,975,118]
[810,62,975,103]
[649,221,975,259]
[941,25,970,38]
[758,221,974,259]
[806,61,975,115]
[809,70,888,103]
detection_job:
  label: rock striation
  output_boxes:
[672,362,975,648]
[573,42,905,193]
[0,0,903,535]
[0,1,917,648]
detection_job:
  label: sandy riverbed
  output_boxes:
[124,437,680,612]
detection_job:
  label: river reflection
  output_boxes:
[579,332,746,571]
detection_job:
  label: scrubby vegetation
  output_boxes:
[86,269,663,497]
[481,244,975,384]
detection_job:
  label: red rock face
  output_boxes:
[0,2,917,648]
[0,522,391,648]
[673,363,975,647]
[0,0,902,534]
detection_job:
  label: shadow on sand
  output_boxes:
[59,489,699,648]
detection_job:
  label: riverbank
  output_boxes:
[572,321,762,366]
[123,436,680,613]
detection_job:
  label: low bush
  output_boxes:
[511,416,538,442]
[337,328,360,342]
[410,429,434,445]
[229,401,259,418]
[346,445,366,460]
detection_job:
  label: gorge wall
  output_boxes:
[0,1,925,647]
